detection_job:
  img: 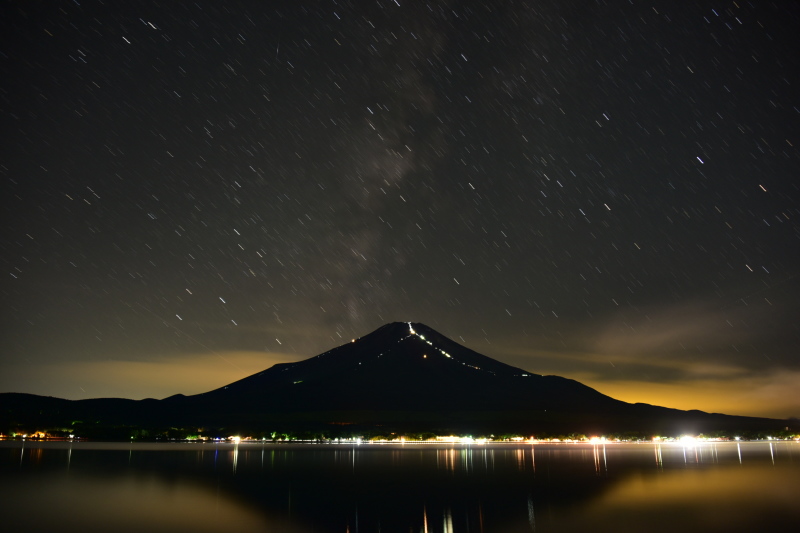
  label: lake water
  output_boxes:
[1,440,797,532]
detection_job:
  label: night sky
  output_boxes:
[3,1,798,419]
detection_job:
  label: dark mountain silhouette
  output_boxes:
[183,321,621,411]
[0,322,791,436]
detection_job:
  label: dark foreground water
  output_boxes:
[1,440,797,532]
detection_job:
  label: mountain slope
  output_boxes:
[179,322,620,412]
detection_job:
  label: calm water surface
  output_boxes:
[1,440,797,532]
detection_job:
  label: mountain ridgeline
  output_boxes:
[0,322,791,436]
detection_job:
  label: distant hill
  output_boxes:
[0,322,791,436]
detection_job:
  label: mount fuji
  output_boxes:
[0,322,789,436]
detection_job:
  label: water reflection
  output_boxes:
[554,466,799,532]
[232,440,238,473]
[0,471,289,532]
[1,441,797,532]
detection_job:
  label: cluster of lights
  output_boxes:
[651,435,747,443]
[433,436,488,444]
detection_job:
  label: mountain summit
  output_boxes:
[1,322,789,435]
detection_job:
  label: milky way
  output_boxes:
[2,1,798,417]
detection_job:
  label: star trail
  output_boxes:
[2,1,798,418]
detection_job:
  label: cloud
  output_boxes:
[505,297,793,371]
[1,351,296,401]
[587,301,773,358]
[573,369,800,420]
[492,299,799,418]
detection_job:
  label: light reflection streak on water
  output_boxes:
[737,442,742,464]
[232,441,239,474]
[592,444,608,475]
[437,448,457,473]
[443,506,453,533]
[527,493,536,531]
[655,443,663,469]
[429,446,511,475]
[770,442,775,465]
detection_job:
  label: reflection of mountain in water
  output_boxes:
[2,442,798,532]
[0,322,790,434]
